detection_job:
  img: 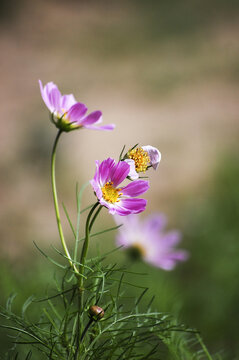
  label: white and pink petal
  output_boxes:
[124,159,139,180]
[61,94,77,111]
[83,124,115,131]
[67,103,88,123]
[81,111,102,126]
[142,145,161,170]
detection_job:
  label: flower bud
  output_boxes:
[88,305,104,320]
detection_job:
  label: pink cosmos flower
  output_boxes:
[115,213,189,270]
[39,80,115,132]
[90,158,149,216]
[124,145,161,180]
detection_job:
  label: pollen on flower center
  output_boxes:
[128,147,150,173]
[101,182,122,203]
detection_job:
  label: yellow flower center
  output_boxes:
[127,147,150,173]
[127,242,146,260]
[101,182,122,203]
[132,243,146,257]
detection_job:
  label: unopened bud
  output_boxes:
[89,305,104,320]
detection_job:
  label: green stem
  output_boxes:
[80,318,94,342]
[196,334,213,360]
[79,202,100,286]
[51,130,78,275]
[78,202,101,353]
[89,205,102,232]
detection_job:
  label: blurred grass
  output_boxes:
[0,257,54,355]
[177,151,239,358]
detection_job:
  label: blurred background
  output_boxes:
[0,0,239,358]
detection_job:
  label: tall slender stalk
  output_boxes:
[89,205,102,232]
[77,202,102,355]
[79,202,100,287]
[51,129,79,275]
[51,130,103,356]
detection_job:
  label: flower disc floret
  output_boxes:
[124,145,161,180]
[127,147,150,173]
[39,80,115,132]
[90,158,149,216]
[101,182,122,203]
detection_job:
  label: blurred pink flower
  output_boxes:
[90,158,149,216]
[39,80,115,132]
[115,213,189,270]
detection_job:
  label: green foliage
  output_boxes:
[0,246,212,359]
[0,176,213,359]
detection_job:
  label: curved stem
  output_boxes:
[79,202,100,285]
[51,130,78,274]
[78,202,101,350]
[89,205,102,232]
[80,318,94,343]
